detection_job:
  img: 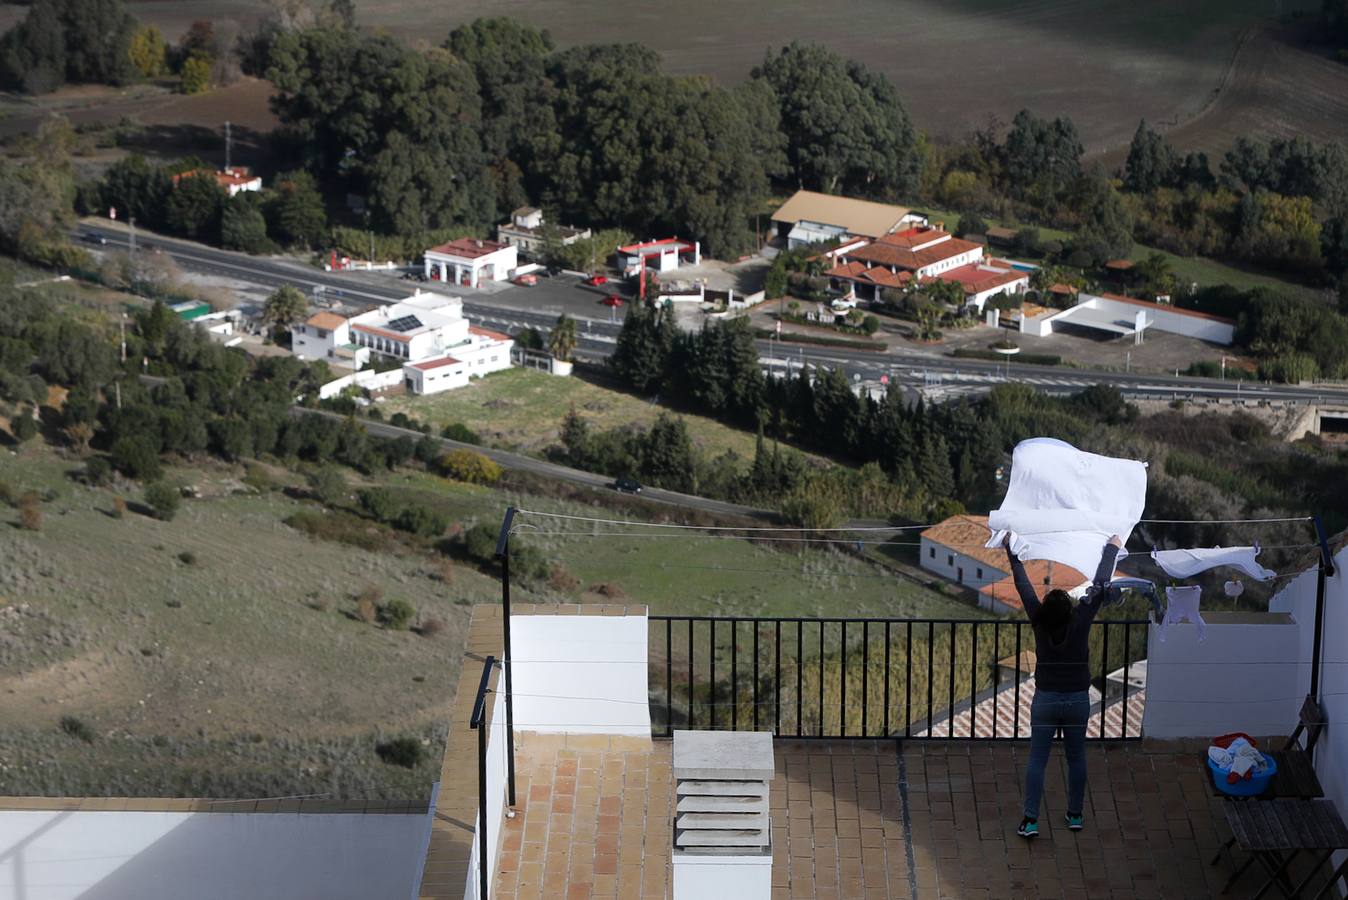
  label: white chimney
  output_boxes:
[672,730,773,900]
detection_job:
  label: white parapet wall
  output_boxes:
[464,683,509,900]
[1142,610,1304,739]
[0,809,429,900]
[510,612,651,736]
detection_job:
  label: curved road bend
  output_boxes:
[82,223,1347,405]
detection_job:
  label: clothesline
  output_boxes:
[515,508,1316,533]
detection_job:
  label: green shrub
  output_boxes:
[441,422,481,444]
[284,510,394,553]
[357,488,403,522]
[11,410,37,443]
[60,716,95,743]
[861,315,880,335]
[440,448,501,485]
[83,457,112,486]
[111,435,162,480]
[463,522,498,564]
[378,598,416,630]
[376,736,426,768]
[144,482,181,521]
[393,504,449,537]
[951,348,1062,366]
[306,466,347,505]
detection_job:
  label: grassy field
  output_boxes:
[380,367,807,464]
[921,203,1324,302]
[2,0,1338,162]
[0,441,968,798]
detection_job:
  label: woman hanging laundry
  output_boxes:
[1004,533,1122,839]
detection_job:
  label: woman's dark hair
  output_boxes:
[1032,589,1074,635]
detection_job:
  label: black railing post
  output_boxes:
[470,655,496,900]
[494,509,517,808]
[1310,515,1337,748]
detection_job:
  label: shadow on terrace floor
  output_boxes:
[493,734,1325,900]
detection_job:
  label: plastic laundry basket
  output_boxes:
[1208,752,1277,797]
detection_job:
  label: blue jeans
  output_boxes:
[1023,689,1090,820]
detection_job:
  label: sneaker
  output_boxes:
[1065,812,1084,831]
[1017,817,1039,839]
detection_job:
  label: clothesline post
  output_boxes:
[1309,514,1337,757]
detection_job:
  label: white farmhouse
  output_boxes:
[423,238,518,288]
[298,293,513,396]
[292,311,370,369]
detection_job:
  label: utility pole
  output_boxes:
[128,216,136,255]
[120,315,127,363]
[1221,356,1227,381]
[224,121,232,171]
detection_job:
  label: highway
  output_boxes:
[78,222,1347,405]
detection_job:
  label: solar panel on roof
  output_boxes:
[386,315,422,333]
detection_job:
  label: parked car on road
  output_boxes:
[81,232,107,245]
[602,294,624,307]
[584,273,608,286]
[613,477,642,494]
[513,273,538,287]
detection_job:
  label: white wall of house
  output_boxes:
[0,810,428,900]
[918,538,1005,591]
[510,613,652,735]
[318,368,404,400]
[424,246,519,288]
[1045,294,1236,344]
[1142,610,1305,739]
[913,246,983,278]
[403,361,470,395]
[966,278,1030,312]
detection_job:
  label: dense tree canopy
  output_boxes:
[751,43,921,200]
[0,0,137,93]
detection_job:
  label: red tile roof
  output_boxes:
[878,226,952,250]
[411,356,462,371]
[920,515,1009,572]
[978,560,1092,611]
[825,260,912,289]
[938,264,1028,296]
[1097,293,1236,324]
[351,323,409,342]
[845,235,981,272]
[469,325,512,342]
[427,238,509,260]
[305,311,347,330]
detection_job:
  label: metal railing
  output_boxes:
[469,655,496,900]
[648,616,1149,740]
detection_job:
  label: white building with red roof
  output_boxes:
[300,292,513,396]
[616,237,700,275]
[824,225,1030,311]
[423,237,519,288]
[170,166,262,197]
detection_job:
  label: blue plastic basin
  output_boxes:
[1208,751,1277,797]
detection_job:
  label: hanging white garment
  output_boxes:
[1151,546,1276,581]
[1159,585,1206,642]
[985,438,1147,577]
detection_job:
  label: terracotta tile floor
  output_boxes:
[491,735,1330,899]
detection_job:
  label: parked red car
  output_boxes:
[512,273,538,287]
[602,294,624,307]
[584,273,608,286]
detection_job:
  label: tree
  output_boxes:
[262,285,308,332]
[1072,168,1134,260]
[1123,120,1177,194]
[640,413,695,492]
[548,313,577,361]
[10,408,38,444]
[439,449,502,484]
[553,229,631,273]
[164,172,225,240]
[306,465,347,504]
[955,213,987,238]
[751,42,922,199]
[220,194,270,253]
[266,170,327,248]
[0,0,137,93]
[179,53,211,94]
[1000,109,1083,203]
[129,24,167,78]
[144,481,181,521]
[100,154,171,227]
[610,303,672,394]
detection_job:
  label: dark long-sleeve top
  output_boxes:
[1006,542,1121,694]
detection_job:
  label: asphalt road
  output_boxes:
[77,222,1348,405]
[301,408,782,524]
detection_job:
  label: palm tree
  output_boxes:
[262,284,307,332]
[548,313,577,362]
